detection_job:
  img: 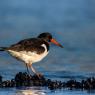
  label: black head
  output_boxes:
[38,32,64,48]
[38,32,52,42]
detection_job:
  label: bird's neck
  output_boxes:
[43,40,50,51]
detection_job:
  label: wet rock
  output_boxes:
[15,72,33,87]
[0,75,2,82]
[81,77,95,90]
[0,72,95,91]
[48,80,63,90]
[1,80,12,87]
[66,80,81,90]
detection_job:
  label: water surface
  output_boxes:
[0,0,95,94]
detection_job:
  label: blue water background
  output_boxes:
[0,0,95,94]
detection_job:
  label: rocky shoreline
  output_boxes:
[0,72,95,91]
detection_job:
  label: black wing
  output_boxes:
[8,38,47,54]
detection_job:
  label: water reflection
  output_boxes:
[16,87,46,95]
[0,0,95,78]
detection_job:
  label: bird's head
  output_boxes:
[38,32,64,48]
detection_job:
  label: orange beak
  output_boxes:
[50,38,64,48]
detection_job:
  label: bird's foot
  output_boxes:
[35,73,43,79]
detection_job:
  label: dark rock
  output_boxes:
[0,72,95,91]
[1,80,12,87]
[0,75,2,82]
[15,72,32,87]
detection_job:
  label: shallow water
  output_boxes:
[0,71,95,95]
[0,87,92,95]
[0,0,95,94]
[0,81,95,95]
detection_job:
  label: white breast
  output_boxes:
[8,44,49,64]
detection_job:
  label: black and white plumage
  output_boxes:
[0,32,63,77]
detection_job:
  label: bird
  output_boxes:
[0,32,63,77]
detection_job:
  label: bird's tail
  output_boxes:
[0,47,7,51]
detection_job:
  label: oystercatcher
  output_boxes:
[0,32,63,77]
